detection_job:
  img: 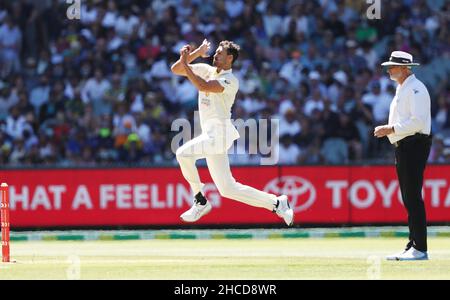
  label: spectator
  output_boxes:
[304,88,325,117]
[0,17,22,77]
[299,137,324,165]
[29,75,50,115]
[113,102,136,148]
[432,92,450,133]
[0,82,19,120]
[225,0,245,19]
[307,71,327,99]
[363,81,393,124]
[81,68,112,116]
[357,42,379,69]
[5,106,29,140]
[262,6,283,38]
[115,7,140,38]
[429,135,447,163]
[279,108,301,137]
[39,81,66,124]
[350,93,374,156]
[135,112,151,144]
[278,134,302,165]
[16,90,34,116]
[279,51,303,87]
[344,40,368,73]
[102,0,119,29]
[9,138,26,164]
[324,11,346,37]
[321,100,340,139]
[334,113,363,162]
[282,4,309,37]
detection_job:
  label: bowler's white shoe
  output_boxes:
[275,195,294,226]
[386,247,429,261]
[180,200,212,223]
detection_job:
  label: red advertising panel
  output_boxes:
[281,166,450,223]
[1,165,449,227]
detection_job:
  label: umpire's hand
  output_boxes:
[374,125,395,138]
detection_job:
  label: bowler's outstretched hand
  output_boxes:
[197,39,211,58]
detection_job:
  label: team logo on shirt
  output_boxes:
[201,98,211,107]
[413,89,419,94]
[224,79,230,85]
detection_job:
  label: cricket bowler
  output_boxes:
[170,39,294,226]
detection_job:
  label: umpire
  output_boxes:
[374,51,432,261]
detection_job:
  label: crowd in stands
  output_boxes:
[0,0,449,167]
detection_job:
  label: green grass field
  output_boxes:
[1,237,450,280]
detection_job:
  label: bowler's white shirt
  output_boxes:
[190,63,240,145]
[388,74,431,144]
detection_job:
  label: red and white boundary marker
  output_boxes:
[1,183,10,263]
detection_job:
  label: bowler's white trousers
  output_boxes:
[176,132,278,211]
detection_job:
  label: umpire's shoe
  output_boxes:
[274,195,294,226]
[386,247,429,261]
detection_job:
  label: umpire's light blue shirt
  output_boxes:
[387,74,431,144]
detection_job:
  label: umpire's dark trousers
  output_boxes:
[394,133,432,252]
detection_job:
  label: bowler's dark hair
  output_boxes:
[220,40,240,64]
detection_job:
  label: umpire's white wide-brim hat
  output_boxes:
[381,51,420,67]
